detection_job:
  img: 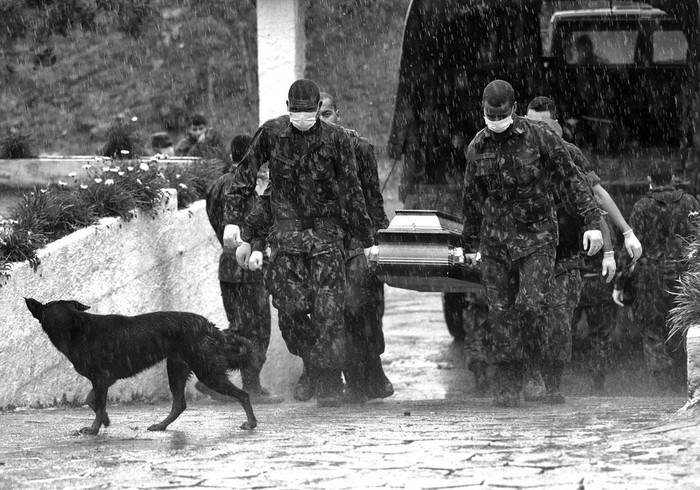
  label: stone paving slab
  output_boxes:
[0,396,698,489]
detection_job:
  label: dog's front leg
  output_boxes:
[85,388,110,427]
[79,385,108,435]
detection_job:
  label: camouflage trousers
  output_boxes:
[266,245,348,370]
[543,267,582,363]
[481,248,555,363]
[443,290,491,369]
[220,271,271,369]
[345,249,386,365]
[632,268,685,374]
[571,273,617,375]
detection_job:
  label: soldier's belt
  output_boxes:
[274,217,340,232]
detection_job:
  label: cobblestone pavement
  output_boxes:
[1,288,699,489]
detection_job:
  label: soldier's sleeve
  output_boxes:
[336,132,374,248]
[223,123,270,235]
[243,187,272,252]
[461,143,484,252]
[543,129,601,230]
[355,138,389,243]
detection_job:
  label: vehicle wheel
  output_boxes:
[442,292,466,342]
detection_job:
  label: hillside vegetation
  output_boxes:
[1,0,409,157]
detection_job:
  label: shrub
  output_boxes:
[0,156,220,284]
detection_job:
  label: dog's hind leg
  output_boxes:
[198,375,257,430]
[148,359,190,431]
[85,389,110,427]
[79,384,109,435]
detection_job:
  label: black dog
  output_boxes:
[25,298,258,435]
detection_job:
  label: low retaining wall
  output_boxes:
[0,190,300,408]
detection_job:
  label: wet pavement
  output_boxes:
[1,287,699,489]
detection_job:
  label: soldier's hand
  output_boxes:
[623,229,642,264]
[582,230,603,256]
[223,224,242,249]
[612,288,625,307]
[601,251,616,283]
[236,242,252,268]
[249,251,263,271]
[464,252,481,266]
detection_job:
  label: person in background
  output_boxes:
[303,91,393,404]
[462,80,603,408]
[175,114,225,160]
[196,134,283,404]
[613,163,699,389]
[225,79,374,408]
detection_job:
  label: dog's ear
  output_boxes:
[71,301,91,311]
[25,298,43,319]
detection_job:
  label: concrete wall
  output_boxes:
[0,190,300,408]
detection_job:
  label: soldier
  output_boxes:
[175,114,226,161]
[613,163,699,387]
[527,96,642,393]
[312,92,393,403]
[195,134,283,404]
[462,80,603,408]
[223,79,374,408]
[525,97,615,403]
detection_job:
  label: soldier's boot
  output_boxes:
[364,355,394,400]
[469,360,490,396]
[316,369,344,408]
[293,359,315,402]
[523,365,547,402]
[492,362,524,408]
[343,364,368,405]
[241,368,284,404]
[542,360,566,405]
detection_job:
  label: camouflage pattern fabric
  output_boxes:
[617,186,699,373]
[265,246,348,370]
[225,115,373,251]
[481,249,555,363]
[462,115,601,260]
[543,266,582,363]
[456,291,491,368]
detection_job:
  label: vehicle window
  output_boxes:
[564,30,638,65]
[653,30,687,63]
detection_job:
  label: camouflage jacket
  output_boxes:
[616,186,699,289]
[225,115,373,253]
[462,116,601,260]
[243,127,389,253]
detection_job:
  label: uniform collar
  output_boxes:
[483,114,526,140]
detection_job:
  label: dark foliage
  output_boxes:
[0,130,35,159]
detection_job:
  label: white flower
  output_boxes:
[127,166,134,171]
[136,178,142,185]
[131,116,138,122]
[80,184,88,189]
[139,163,150,171]
[94,178,103,184]
[58,181,67,186]
[40,188,48,193]
[105,179,114,186]
[118,171,125,176]
[82,164,91,169]
[109,167,119,173]
[102,166,111,172]
[68,172,77,177]
[120,150,130,155]
[175,174,181,179]
[178,183,188,189]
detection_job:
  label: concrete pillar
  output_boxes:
[257,0,306,125]
[686,326,700,408]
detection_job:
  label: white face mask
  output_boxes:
[289,111,318,131]
[484,111,514,133]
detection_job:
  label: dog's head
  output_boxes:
[25,298,91,326]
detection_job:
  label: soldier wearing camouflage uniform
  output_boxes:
[196,134,283,404]
[462,80,603,408]
[223,79,374,408]
[614,164,699,386]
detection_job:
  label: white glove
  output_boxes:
[612,288,625,307]
[223,224,242,249]
[363,247,372,258]
[464,252,481,266]
[623,229,643,264]
[249,251,263,271]
[601,251,616,283]
[582,230,603,256]
[235,242,252,268]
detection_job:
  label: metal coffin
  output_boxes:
[370,209,483,293]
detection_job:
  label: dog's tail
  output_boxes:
[225,333,255,369]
